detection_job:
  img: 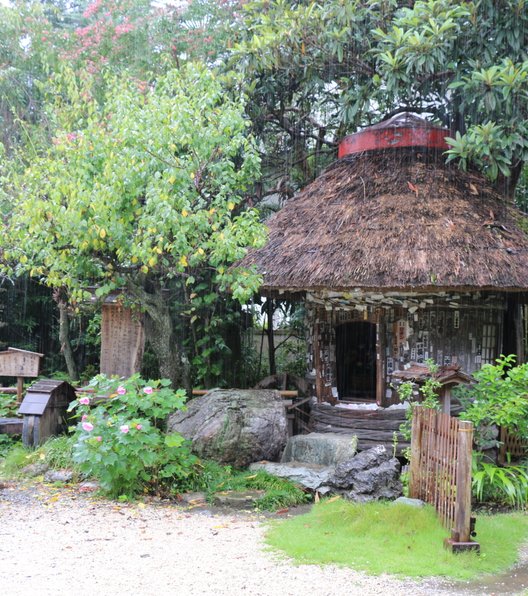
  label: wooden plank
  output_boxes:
[0,418,23,435]
[100,304,145,378]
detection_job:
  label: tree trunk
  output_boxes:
[132,282,190,392]
[58,302,79,382]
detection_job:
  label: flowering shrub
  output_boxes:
[69,374,198,497]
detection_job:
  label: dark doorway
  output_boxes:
[336,321,377,400]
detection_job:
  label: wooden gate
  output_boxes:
[409,406,479,552]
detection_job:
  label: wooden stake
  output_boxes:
[16,376,24,404]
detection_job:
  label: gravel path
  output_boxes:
[0,481,522,596]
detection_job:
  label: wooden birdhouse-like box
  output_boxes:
[18,379,77,447]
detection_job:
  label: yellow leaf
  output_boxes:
[148,256,157,267]
[141,265,149,274]
[197,248,205,256]
[182,209,188,217]
[209,208,215,215]
[131,256,138,263]
[227,202,235,211]
[179,255,188,267]
[168,175,176,184]
[99,228,107,239]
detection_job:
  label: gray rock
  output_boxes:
[167,389,288,467]
[21,462,49,477]
[281,433,357,466]
[44,469,74,483]
[392,496,425,508]
[249,461,332,491]
[327,445,402,502]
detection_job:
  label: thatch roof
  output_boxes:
[241,149,528,293]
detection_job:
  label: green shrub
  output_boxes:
[458,354,528,451]
[0,434,18,460]
[472,456,528,508]
[69,374,198,498]
[0,393,18,418]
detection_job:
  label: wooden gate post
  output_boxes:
[454,420,473,542]
[409,406,423,499]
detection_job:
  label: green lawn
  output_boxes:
[265,498,528,580]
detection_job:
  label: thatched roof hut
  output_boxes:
[242,114,528,294]
[242,114,527,417]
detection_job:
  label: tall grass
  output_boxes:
[187,460,311,511]
[0,435,79,480]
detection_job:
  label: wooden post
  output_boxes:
[454,420,473,543]
[375,312,386,406]
[441,386,451,414]
[16,376,24,404]
[409,406,423,499]
[313,321,324,402]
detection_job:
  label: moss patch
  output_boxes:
[265,498,528,580]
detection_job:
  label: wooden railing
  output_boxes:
[409,406,478,551]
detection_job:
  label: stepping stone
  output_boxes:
[212,490,265,509]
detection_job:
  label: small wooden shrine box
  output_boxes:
[18,379,76,447]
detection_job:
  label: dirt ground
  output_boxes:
[0,481,526,596]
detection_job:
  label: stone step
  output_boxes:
[250,461,331,491]
[281,432,357,466]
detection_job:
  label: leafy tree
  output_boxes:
[233,0,528,199]
[1,64,266,388]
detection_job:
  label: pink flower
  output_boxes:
[82,414,88,421]
[82,422,94,432]
[120,425,129,434]
[116,385,126,395]
[79,396,90,405]
[136,424,142,431]
[95,436,102,442]
[143,386,153,395]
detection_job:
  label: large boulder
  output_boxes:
[325,445,402,502]
[167,389,288,467]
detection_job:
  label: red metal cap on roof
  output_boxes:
[338,112,450,158]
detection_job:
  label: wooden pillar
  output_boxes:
[16,376,24,404]
[313,321,324,402]
[454,420,473,543]
[375,310,386,406]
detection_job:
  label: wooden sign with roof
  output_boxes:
[239,112,528,450]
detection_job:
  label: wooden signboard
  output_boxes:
[100,303,145,378]
[0,347,44,402]
[0,348,43,378]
